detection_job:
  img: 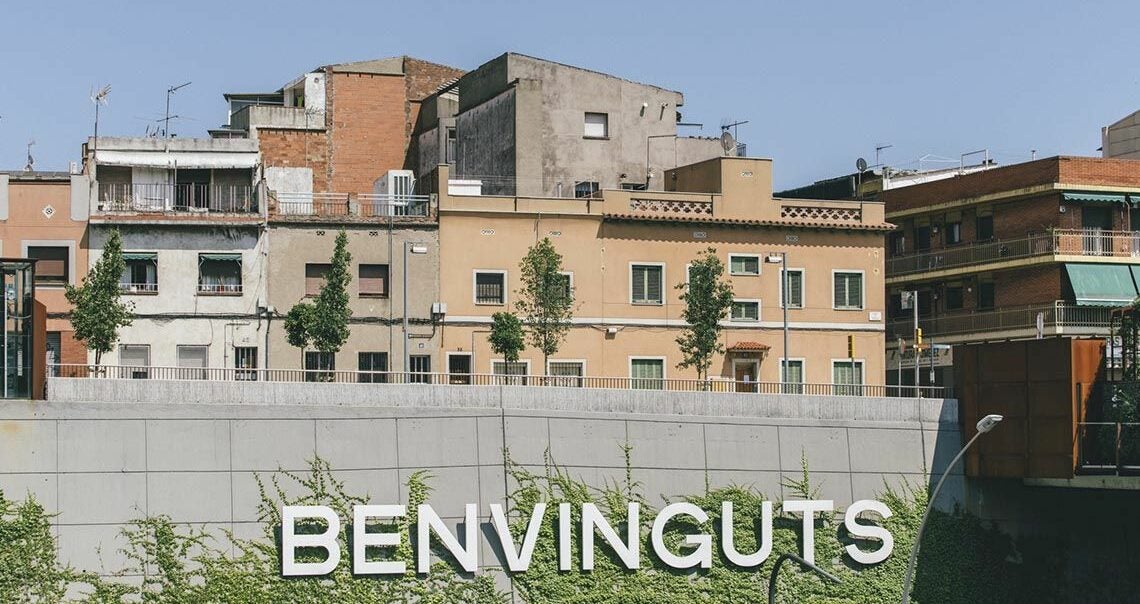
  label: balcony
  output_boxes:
[97,183,258,214]
[270,192,431,221]
[887,229,1140,279]
[887,301,1112,343]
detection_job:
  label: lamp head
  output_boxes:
[976,414,1003,434]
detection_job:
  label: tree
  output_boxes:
[489,311,525,364]
[284,230,352,376]
[515,237,575,372]
[65,228,133,368]
[675,247,735,381]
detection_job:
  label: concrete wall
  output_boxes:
[455,89,517,195]
[2,379,961,578]
[265,223,441,370]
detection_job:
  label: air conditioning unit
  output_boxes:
[373,170,415,216]
[431,302,447,317]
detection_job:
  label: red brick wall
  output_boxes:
[60,330,86,365]
[402,58,464,171]
[327,72,409,195]
[258,129,329,192]
[994,265,1062,308]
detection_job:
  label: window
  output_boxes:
[915,225,932,251]
[781,359,804,394]
[833,272,864,310]
[176,345,209,380]
[548,360,584,387]
[198,254,242,294]
[493,360,529,385]
[448,353,472,385]
[45,332,61,376]
[445,127,457,165]
[945,221,962,245]
[304,351,335,382]
[976,213,994,241]
[359,264,389,297]
[119,345,150,379]
[359,352,389,384]
[832,360,864,396]
[780,269,804,309]
[945,286,964,311]
[583,112,608,138]
[630,358,665,390]
[889,231,906,256]
[729,254,760,276]
[305,263,330,297]
[574,181,600,198]
[620,182,648,191]
[631,264,664,305]
[27,246,68,286]
[409,355,432,384]
[234,346,258,381]
[551,271,574,302]
[474,271,506,304]
[120,253,158,293]
[730,300,760,322]
[977,281,995,309]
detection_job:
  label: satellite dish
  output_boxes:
[720,131,737,156]
[856,157,868,172]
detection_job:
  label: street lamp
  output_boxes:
[403,242,429,380]
[768,552,841,603]
[765,253,789,390]
[901,413,1003,604]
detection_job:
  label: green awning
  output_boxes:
[198,253,241,262]
[1065,264,1139,306]
[1062,192,1127,204]
[122,252,156,261]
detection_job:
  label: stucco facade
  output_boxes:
[264,220,441,373]
[435,158,890,387]
[0,172,88,366]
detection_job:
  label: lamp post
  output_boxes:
[901,413,1004,604]
[403,241,429,380]
[767,552,841,604]
[765,253,789,390]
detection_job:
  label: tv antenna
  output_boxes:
[164,81,191,138]
[874,143,893,167]
[90,84,111,155]
[24,140,35,172]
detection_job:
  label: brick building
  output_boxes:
[219,56,464,196]
[881,155,1140,388]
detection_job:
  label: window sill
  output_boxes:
[631,301,665,306]
[582,136,610,141]
[475,301,505,306]
[834,307,864,311]
[730,272,761,277]
[120,290,159,296]
[197,291,244,297]
[359,293,390,299]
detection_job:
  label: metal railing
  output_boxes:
[98,183,258,213]
[886,301,1112,341]
[49,364,948,398]
[196,283,243,295]
[1077,422,1140,475]
[118,282,158,294]
[887,229,1140,277]
[272,192,430,218]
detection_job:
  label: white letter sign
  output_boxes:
[281,505,340,576]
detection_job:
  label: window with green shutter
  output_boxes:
[630,358,664,390]
[781,359,804,394]
[729,254,760,276]
[781,269,804,309]
[631,264,664,305]
[731,300,760,321]
[832,360,863,395]
[833,272,863,310]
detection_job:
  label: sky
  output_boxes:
[1,0,1138,189]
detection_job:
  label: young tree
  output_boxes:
[65,228,133,368]
[488,312,525,364]
[675,247,735,382]
[515,237,575,372]
[284,230,352,377]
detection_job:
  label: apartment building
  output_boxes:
[0,171,88,369]
[1102,109,1140,160]
[219,56,464,196]
[881,155,1140,387]
[416,53,726,197]
[434,156,890,389]
[264,189,440,376]
[80,136,267,372]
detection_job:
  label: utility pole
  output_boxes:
[913,290,921,399]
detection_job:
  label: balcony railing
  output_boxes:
[197,283,243,295]
[1078,422,1140,475]
[272,192,430,218]
[887,229,1140,277]
[49,364,948,398]
[119,282,158,294]
[98,183,258,214]
[886,301,1112,341]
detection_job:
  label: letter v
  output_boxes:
[490,503,547,572]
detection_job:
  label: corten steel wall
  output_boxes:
[956,337,1103,479]
[0,379,961,578]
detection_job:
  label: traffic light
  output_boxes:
[915,328,923,345]
[847,334,855,358]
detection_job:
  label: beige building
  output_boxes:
[1102,109,1140,160]
[264,192,441,377]
[435,157,891,390]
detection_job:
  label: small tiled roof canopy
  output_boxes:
[727,341,770,352]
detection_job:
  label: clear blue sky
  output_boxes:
[2,0,1138,189]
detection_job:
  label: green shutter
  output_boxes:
[647,266,662,302]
